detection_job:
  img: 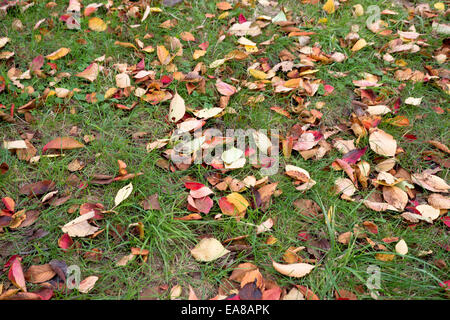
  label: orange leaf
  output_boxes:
[385,115,410,127]
[217,2,232,10]
[43,137,85,151]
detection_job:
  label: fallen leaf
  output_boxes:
[61,211,99,237]
[24,264,56,284]
[78,276,98,293]
[272,261,315,278]
[369,129,397,157]
[45,48,70,60]
[395,239,408,255]
[8,257,26,292]
[190,238,230,262]
[75,63,99,82]
[88,17,107,32]
[169,92,185,122]
[114,183,133,208]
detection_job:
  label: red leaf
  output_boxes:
[342,147,367,164]
[403,134,417,141]
[58,233,74,251]
[8,257,26,292]
[161,75,172,85]
[238,13,247,24]
[298,232,311,241]
[218,197,235,215]
[184,182,205,190]
[441,216,450,228]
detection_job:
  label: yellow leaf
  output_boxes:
[193,49,206,60]
[434,2,445,11]
[323,0,335,14]
[88,17,107,32]
[249,69,268,80]
[218,12,229,19]
[114,41,138,51]
[157,45,170,65]
[45,48,71,60]
[226,193,249,215]
[351,39,367,52]
[190,238,230,262]
[104,87,118,99]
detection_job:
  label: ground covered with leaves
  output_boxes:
[0,0,449,300]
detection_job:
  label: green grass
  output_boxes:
[0,0,449,300]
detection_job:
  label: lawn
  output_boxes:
[0,0,449,300]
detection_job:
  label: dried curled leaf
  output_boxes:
[114,183,133,207]
[272,261,315,278]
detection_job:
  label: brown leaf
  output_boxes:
[363,221,378,234]
[24,264,56,284]
[19,180,55,197]
[141,194,161,210]
[293,199,322,217]
[335,289,357,300]
[382,186,408,211]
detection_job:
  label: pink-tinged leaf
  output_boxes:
[184,182,205,191]
[226,294,241,300]
[342,147,367,164]
[262,287,281,300]
[58,233,74,251]
[238,13,247,24]
[3,255,20,269]
[30,56,44,71]
[324,84,334,94]
[75,63,99,82]
[43,137,85,152]
[8,257,26,292]
[79,203,104,220]
[198,42,209,50]
[215,79,237,96]
[188,196,214,214]
[190,186,214,199]
[136,59,145,70]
